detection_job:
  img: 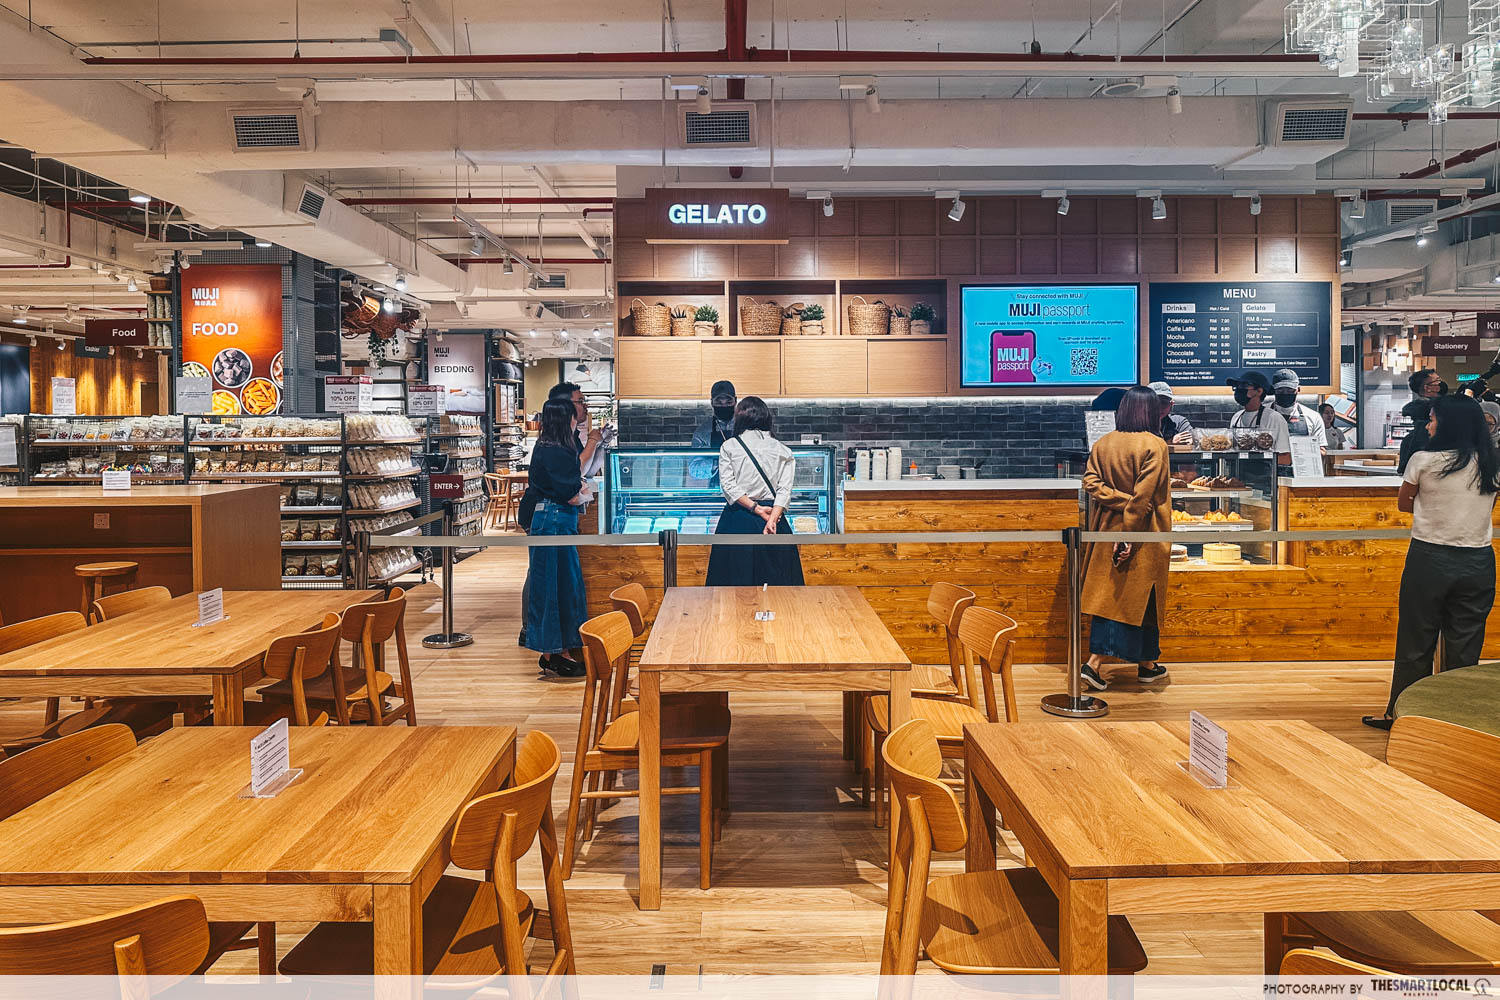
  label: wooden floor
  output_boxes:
[0,546,1398,975]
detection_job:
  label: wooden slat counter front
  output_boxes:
[0,485,280,621]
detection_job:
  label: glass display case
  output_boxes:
[1054,446,1279,565]
[601,445,839,535]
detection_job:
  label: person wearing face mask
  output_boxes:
[1270,369,1327,454]
[1226,370,1292,465]
[692,380,738,448]
[1398,369,1447,474]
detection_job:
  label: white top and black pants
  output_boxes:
[1387,450,1499,716]
[705,429,805,586]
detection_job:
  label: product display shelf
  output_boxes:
[24,415,189,484]
[345,499,423,518]
[344,468,423,481]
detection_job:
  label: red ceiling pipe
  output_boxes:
[459,257,611,265]
[1400,140,1500,179]
[726,0,747,178]
[581,207,613,218]
[44,198,172,210]
[341,196,614,206]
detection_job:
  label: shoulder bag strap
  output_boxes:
[735,436,780,500]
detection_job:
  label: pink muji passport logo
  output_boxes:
[991,330,1037,383]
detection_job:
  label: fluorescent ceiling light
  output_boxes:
[127,189,150,205]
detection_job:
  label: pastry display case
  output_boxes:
[600,445,839,535]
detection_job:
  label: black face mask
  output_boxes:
[713,404,735,422]
[1233,386,1251,406]
[1437,381,1450,396]
[1274,390,1298,409]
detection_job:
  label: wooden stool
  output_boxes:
[73,562,138,618]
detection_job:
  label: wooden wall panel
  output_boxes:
[817,203,856,237]
[857,239,898,276]
[1058,198,1099,235]
[783,339,867,396]
[777,241,817,277]
[1299,196,1340,234]
[1180,237,1218,274]
[898,238,938,276]
[736,244,777,278]
[977,198,1017,235]
[940,239,979,275]
[1260,236,1298,274]
[857,200,898,236]
[27,345,164,415]
[1018,238,1057,274]
[1298,237,1339,274]
[616,339,701,397]
[701,340,781,396]
[816,240,857,274]
[695,244,737,279]
[939,202,978,236]
[1179,198,1218,235]
[1220,197,1257,234]
[1097,197,1138,234]
[1099,238,1138,275]
[1018,199,1058,236]
[898,199,937,235]
[614,240,655,278]
[867,340,947,395]
[786,198,818,237]
[1140,237,1178,274]
[1059,238,1098,274]
[1220,237,1257,273]
[1258,196,1298,234]
[655,243,695,278]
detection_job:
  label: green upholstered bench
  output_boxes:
[1394,662,1500,738]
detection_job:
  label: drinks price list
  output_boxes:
[1147,281,1333,388]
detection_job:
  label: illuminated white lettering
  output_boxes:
[667,202,769,226]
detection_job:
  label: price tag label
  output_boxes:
[176,376,213,415]
[101,470,132,491]
[50,377,76,415]
[325,376,374,413]
[407,384,446,416]
[1084,411,1115,451]
[1185,711,1229,789]
[248,718,298,798]
[429,473,465,499]
[1289,435,1323,479]
[194,587,226,628]
[754,610,776,622]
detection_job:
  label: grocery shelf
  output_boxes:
[29,474,184,483]
[281,540,345,548]
[190,437,340,446]
[367,559,423,584]
[193,471,341,480]
[451,511,484,528]
[345,437,423,446]
[282,505,345,515]
[281,576,348,589]
[345,467,422,481]
[345,499,422,517]
[1172,489,1257,500]
[430,432,485,439]
[1172,520,1257,531]
[32,439,186,447]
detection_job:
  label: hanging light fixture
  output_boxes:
[1165,87,1182,114]
[937,190,964,222]
[695,84,712,115]
[126,276,138,292]
[1151,196,1167,221]
[503,256,514,274]
[394,273,407,292]
[864,84,881,113]
[383,296,396,313]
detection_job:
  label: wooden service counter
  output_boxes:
[0,485,280,621]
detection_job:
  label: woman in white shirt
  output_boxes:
[1365,394,1500,730]
[705,396,805,587]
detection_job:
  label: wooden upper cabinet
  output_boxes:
[701,340,781,397]
[616,339,702,398]
[784,339,868,396]
[868,340,947,396]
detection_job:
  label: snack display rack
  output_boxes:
[24,415,187,484]
[0,417,22,486]
[425,413,488,560]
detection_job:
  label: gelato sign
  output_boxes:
[644,187,789,244]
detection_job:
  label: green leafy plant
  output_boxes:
[695,305,719,323]
[799,303,826,321]
[889,304,908,318]
[671,305,690,319]
[368,330,389,363]
[909,302,936,322]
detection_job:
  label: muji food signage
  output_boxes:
[644,187,790,244]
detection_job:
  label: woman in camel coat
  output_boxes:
[1079,385,1172,690]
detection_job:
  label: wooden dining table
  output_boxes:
[0,725,515,975]
[0,589,381,724]
[636,585,911,910]
[964,719,1500,975]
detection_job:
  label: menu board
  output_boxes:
[180,263,285,415]
[1148,281,1333,388]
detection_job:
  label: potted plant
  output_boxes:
[889,304,911,336]
[800,303,826,336]
[694,304,720,337]
[670,304,694,337]
[909,302,936,336]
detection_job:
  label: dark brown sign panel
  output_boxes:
[1479,312,1500,338]
[84,319,149,347]
[1425,335,1481,355]
[429,474,465,500]
[644,187,790,244]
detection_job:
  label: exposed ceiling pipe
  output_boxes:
[724,0,748,180]
[0,208,69,270]
[341,196,614,206]
[461,257,611,265]
[1355,112,1500,121]
[1400,141,1500,179]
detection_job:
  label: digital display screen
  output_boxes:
[1147,281,1333,388]
[960,285,1140,387]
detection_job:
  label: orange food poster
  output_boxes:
[180,263,285,415]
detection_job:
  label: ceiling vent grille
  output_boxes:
[1387,199,1438,225]
[535,272,569,290]
[678,103,757,148]
[226,104,316,151]
[296,185,328,221]
[1267,100,1353,145]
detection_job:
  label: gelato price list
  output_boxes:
[1148,281,1333,387]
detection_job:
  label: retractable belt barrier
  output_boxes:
[357,524,1421,718]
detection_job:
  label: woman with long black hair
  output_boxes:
[705,396,805,587]
[1365,393,1500,729]
[525,397,592,677]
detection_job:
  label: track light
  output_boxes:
[1151,197,1167,221]
[254,238,273,248]
[27,335,36,347]
[12,306,27,325]
[528,328,537,338]
[436,331,444,342]
[502,256,514,274]
[135,347,144,359]
[1166,87,1182,114]
[948,197,966,223]
[864,84,880,113]
[57,338,65,351]
[1416,236,1430,247]
[1348,196,1366,220]
[695,85,711,115]
[822,195,834,218]
[126,277,138,292]
[592,327,603,339]
[394,273,407,292]
[178,254,190,270]
[107,271,121,283]
[128,189,150,205]
[1249,195,1262,216]
[559,328,569,340]
[469,235,485,257]
[383,296,396,313]
[1056,195,1070,216]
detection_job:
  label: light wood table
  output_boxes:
[0,589,380,724]
[964,720,1500,975]
[636,585,911,910]
[0,725,515,975]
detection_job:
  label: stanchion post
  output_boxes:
[1041,525,1108,718]
[423,500,474,649]
[660,528,678,589]
[355,530,370,590]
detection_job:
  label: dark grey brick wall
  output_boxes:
[619,398,1242,478]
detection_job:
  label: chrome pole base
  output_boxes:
[1040,693,1109,718]
[422,632,474,649]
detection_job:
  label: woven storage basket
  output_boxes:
[670,304,695,337]
[630,298,672,337]
[889,313,912,336]
[847,295,891,336]
[781,302,805,337]
[739,297,783,337]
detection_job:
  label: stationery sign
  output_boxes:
[195,587,226,627]
[324,375,373,413]
[1186,711,1229,789]
[1425,334,1480,356]
[643,187,791,245]
[407,384,446,416]
[176,375,213,415]
[246,718,301,798]
[101,470,132,491]
[50,377,76,415]
[84,318,149,347]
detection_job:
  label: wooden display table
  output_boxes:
[0,485,279,622]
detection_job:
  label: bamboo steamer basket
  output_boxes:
[739,297,784,337]
[846,295,891,336]
[781,302,805,337]
[630,297,672,337]
[670,304,696,337]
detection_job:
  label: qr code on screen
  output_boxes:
[1070,349,1099,377]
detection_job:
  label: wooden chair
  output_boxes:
[243,613,342,727]
[260,590,416,726]
[483,472,508,530]
[0,895,209,985]
[608,583,728,713]
[0,614,174,758]
[1280,948,1394,977]
[74,560,137,617]
[880,718,1148,976]
[90,585,172,624]
[562,611,729,890]
[864,604,1019,827]
[852,583,977,802]
[0,723,137,820]
[1272,716,1500,975]
[280,730,576,987]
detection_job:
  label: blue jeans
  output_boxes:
[525,502,586,655]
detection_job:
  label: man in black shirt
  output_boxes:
[693,380,737,448]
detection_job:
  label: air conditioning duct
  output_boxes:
[678,102,757,149]
[1266,100,1353,146]
[1387,199,1439,225]
[227,103,316,152]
